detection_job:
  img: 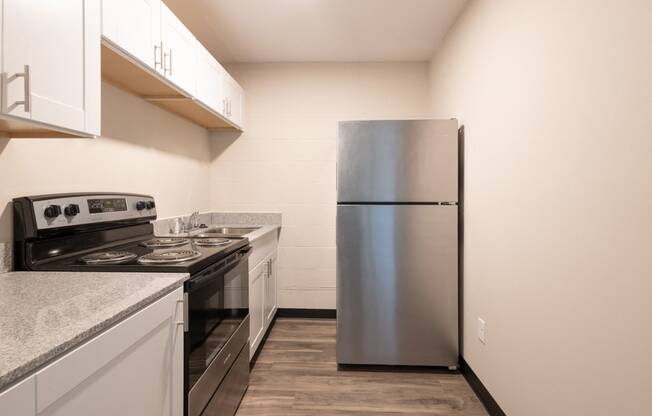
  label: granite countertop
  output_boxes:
[0,271,188,391]
[235,224,280,242]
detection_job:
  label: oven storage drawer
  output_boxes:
[201,343,249,416]
[189,316,249,416]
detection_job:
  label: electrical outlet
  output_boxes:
[477,318,486,344]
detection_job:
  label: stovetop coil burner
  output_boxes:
[194,238,231,247]
[137,249,202,264]
[79,251,138,265]
[140,238,189,248]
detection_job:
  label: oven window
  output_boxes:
[187,257,249,390]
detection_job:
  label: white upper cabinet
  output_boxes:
[99,0,243,130]
[223,73,244,128]
[1,0,101,136]
[101,0,162,72]
[160,2,197,96]
[196,45,225,116]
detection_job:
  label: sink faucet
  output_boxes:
[186,211,200,232]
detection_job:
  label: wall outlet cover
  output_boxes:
[478,318,486,344]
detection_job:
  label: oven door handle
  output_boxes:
[187,247,251,290]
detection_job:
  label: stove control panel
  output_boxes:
[25,194,157,231]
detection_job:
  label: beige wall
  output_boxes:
[429,0,652,414]
[0,82,212,242]
[209,62,430,308]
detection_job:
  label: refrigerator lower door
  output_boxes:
[336,204,458,366]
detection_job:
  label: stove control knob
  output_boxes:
[44,205,62,219]
[136,201,147,211]
[64,204,80,217]
[146,201,155,210]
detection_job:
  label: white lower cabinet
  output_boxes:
[248,231,279,360]
[264,251,278,327]
[0,376,35,416]
[39,288,183,416]
[0,287,184,415]
[249,259,266,357]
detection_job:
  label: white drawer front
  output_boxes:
[249,231,278,271]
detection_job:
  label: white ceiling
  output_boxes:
[164,0,468,63]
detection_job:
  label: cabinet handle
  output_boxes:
[176,294,188,332]
[154,42,163,70]
[170,49,172,76]
[223,353,232,364]
[1,65,31,113]
[23,65,31,112]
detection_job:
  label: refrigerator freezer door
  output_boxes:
[336,204,458,366]
[337,120,458,203]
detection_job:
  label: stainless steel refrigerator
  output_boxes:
[336,119,459,367]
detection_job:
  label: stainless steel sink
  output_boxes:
[195,226,261,238]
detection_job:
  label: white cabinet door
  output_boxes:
[160,2,197,96]
[102,0,162,72]
[36,288,184,416]
[223,74,244,127]
[196,45,225,116]
[0,376,36,416]
[249,259,266,360]
[264,252,278,326]
[2,0,100,135]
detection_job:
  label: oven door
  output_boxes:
[186,247,250,416]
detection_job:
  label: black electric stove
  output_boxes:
[18,222,248,275]
[13,192,251,416]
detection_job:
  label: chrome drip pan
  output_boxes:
[79,251,137,264]
[140,238,189,248]
[194,238,231,247]
[137,249,201,264]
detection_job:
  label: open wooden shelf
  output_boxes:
[144,97,234,129]
[101,40,240,131]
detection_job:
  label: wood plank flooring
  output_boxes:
[236,319,488,416]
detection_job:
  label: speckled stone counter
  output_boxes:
[0,271,188,391]
[0,242,12,273]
